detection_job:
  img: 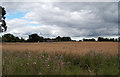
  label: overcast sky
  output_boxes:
[1,2,118,40]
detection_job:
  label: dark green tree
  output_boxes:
[56,36,62,42]
[98,37,104,41]
[15,37,20,42]
[2,34,16,42]
[61,37,71,41]
[0,6,7,32]
[118,37,120,42]
[39,36,44,42]
[83,38,95,41]
[28,34,40,42]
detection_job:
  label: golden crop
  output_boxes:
[2,42,118,55]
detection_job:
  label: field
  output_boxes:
[2,42,118,55]
[2,42,119,75]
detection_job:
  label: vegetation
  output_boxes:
[2,50,119,75]
[1,5,119,76]
[27,34,44,42]
[1,33,120,42]
[83,38,96,41]
[98,37,118,42]
[0,6,7,32]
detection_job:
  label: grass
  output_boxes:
[2,50,119,75]
[2,42,118,55]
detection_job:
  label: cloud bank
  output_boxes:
[1,2,118,40]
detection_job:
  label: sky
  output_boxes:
[1,2,118,40]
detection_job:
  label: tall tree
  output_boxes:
[28,34,40,42]
[56,36,62,42]
[2,34,16,42]
[0,6,7,32]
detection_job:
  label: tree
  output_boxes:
[61,37,71,41]
[114,38,118,42]
[83,38,96,41]
[28,34,40,42]
[2,34,16,42]
[118,37,120,42]
[2,33,26,42]
[15,37,20,42]
[20,37,25,42]
[0,6,7,32]
[56,36,62,42]
[27,34,44,42]
[39,36,44,42]
[98,37,104,41]
[109,38,114,42]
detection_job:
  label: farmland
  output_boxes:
[2,42,119,75]
[2,42,118,55]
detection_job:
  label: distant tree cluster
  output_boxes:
[97,37,118,42]
[82,38,96,41]
[81,37,119,42]
[2,33,72,42]
[1,33,120,42]
[2,34,25,42]
[56,36,71,42]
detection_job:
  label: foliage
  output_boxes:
[2,34,24,42]
[83,38,96,41]
[56,36,71,42]
[61,37,71,41]
[2,50,119,75]
[98,37,116,42]
[56,36,62,42]
[0,6,7,32]
[27,34,44,42]
[1,33,120,42]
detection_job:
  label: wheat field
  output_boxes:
[2,42,118,55]
[2,42,119,75]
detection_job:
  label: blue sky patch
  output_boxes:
[6,12,27,20]
[29,24,40,26]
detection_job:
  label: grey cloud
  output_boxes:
[2,2,118,39]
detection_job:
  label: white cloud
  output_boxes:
[1,2,118,40]
[2,0,119,2]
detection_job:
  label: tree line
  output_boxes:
[1,33,71,42]
[1,33,120,42]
